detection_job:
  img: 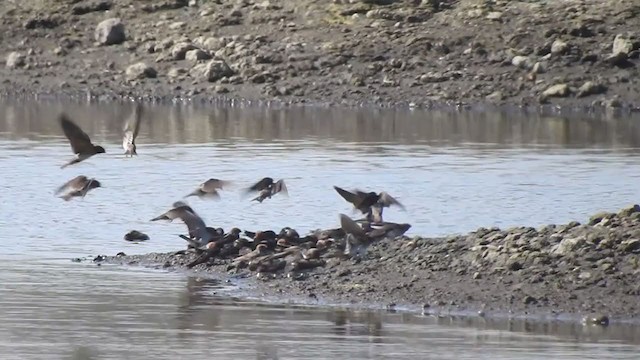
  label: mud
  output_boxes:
[1,0,639,110]
[96,205,640,325]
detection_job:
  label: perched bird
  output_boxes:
[122,102,143,157]
[55,175,102,201]
[246,177,288,203]
[334,186,405,223]
[185,178,231,199]
[59,114,106,168]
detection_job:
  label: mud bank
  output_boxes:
[97,205,640,324]
[1,0,639,111]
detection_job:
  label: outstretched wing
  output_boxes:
[247,177,274,192]
[378,192,405,210]
[122,103,143,149]
[55,175,87,195]
[339,213,367,238]
[333,186,360,206]
[273,179,288,196]
[202,178,229,192]
[60,114,95,154]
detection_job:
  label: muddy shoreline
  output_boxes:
[1,0,639,112]
[96,205,640,325]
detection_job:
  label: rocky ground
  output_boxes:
[0,0,639,110]
[98,204,640,324]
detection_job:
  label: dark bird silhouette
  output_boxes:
[123,102,143,157]
[59,114,106,168]
[150,201,196,222]
[151,202,217,247]
[185,178,231,199]
[124,230,150,242]
[55,175,102,201]
[334,186,405,223]
[246,177,288,203]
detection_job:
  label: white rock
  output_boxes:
[511,55,532,70]
[542,84,570,98]
[5,52,25,69]
[612,34,633,55]
[185,49,212,62]
[190,59,233,82]
[170,42,197,60]
[95,18,126,45]
[551,39,568,55]
[126,62,157,80]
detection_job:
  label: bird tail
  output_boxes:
[150,215,169,221]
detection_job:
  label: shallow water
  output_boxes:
[1,100,640,359]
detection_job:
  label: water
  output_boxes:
[1,100,640,359]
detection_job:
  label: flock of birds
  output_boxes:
[56,103,412,274]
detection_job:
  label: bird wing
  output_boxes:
[333,186,360,206]
[179,209,211,242]
[59,114,95,154]
[247,177,274,192]
[354,190,379,209]
[273,179,288,196]
[202,178,226,192]
[122,103,143,148]
[55,175,88,195]
[339,213,367,238]
[378,192,405,210]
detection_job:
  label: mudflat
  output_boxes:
[1,0,639,109]
[99,205,640,324]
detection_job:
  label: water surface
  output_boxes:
[1,100,640,359]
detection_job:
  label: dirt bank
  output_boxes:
[1,0,639,110]
[96,204,640,324]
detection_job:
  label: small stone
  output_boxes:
[577,81,607,98]
[523,295,537,305]
[532,62,546,74]
[486,11,502,21]
[190,59,233,82]
[95,18,126,45]
[511,55,532,70]
[167,67,187,78]
[612,34,634,56]
[473,272,482,279]
[125,62,157,80]
[578,271,591,280]
[214,85,229,94]
[185,49,211,62]
[170,42,198,60]
[169,21,186,30]
[619,204,640,217]
[622,239,640,253]
[5,52,26,69]
[486,91,503,101]
[551,39,569,55]
[542,84,570,98]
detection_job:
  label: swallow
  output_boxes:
[123,102,143,157]
[150,202,216,247]
[59,114,106,168]
[55,175,102,201]
[232,243,271,268]
[334,186,405,222]
[186,228,241,268]
[246,177,288,203]
[339,213,371,260]
[150,201,196,221]
[367,222,412,240]
[185,178,231,199]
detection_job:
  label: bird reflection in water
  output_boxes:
[175,277,223,336]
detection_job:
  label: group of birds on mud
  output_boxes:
[55,102,412,274]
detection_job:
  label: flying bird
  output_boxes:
[150,202,217,248]
[59,114,106,168]
[246,177,288,203]
[185,178,231,199]
[123,102,143,157]
[55,175,102,201]
[334,186,405,223]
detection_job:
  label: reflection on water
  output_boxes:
[2,100,640,148]
[1,100,640,359]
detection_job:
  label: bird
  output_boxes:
[55,175,102,201]
[59,114,106,168]
[150,201,196,222]
[122,102,143,157]
[151,202,217,248]
[246,177,288,203]
[185,178,231,199]
[124,230,150,242]
[333,186,405,223]
[339,213,371,260]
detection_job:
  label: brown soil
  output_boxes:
[1,0,639,110]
